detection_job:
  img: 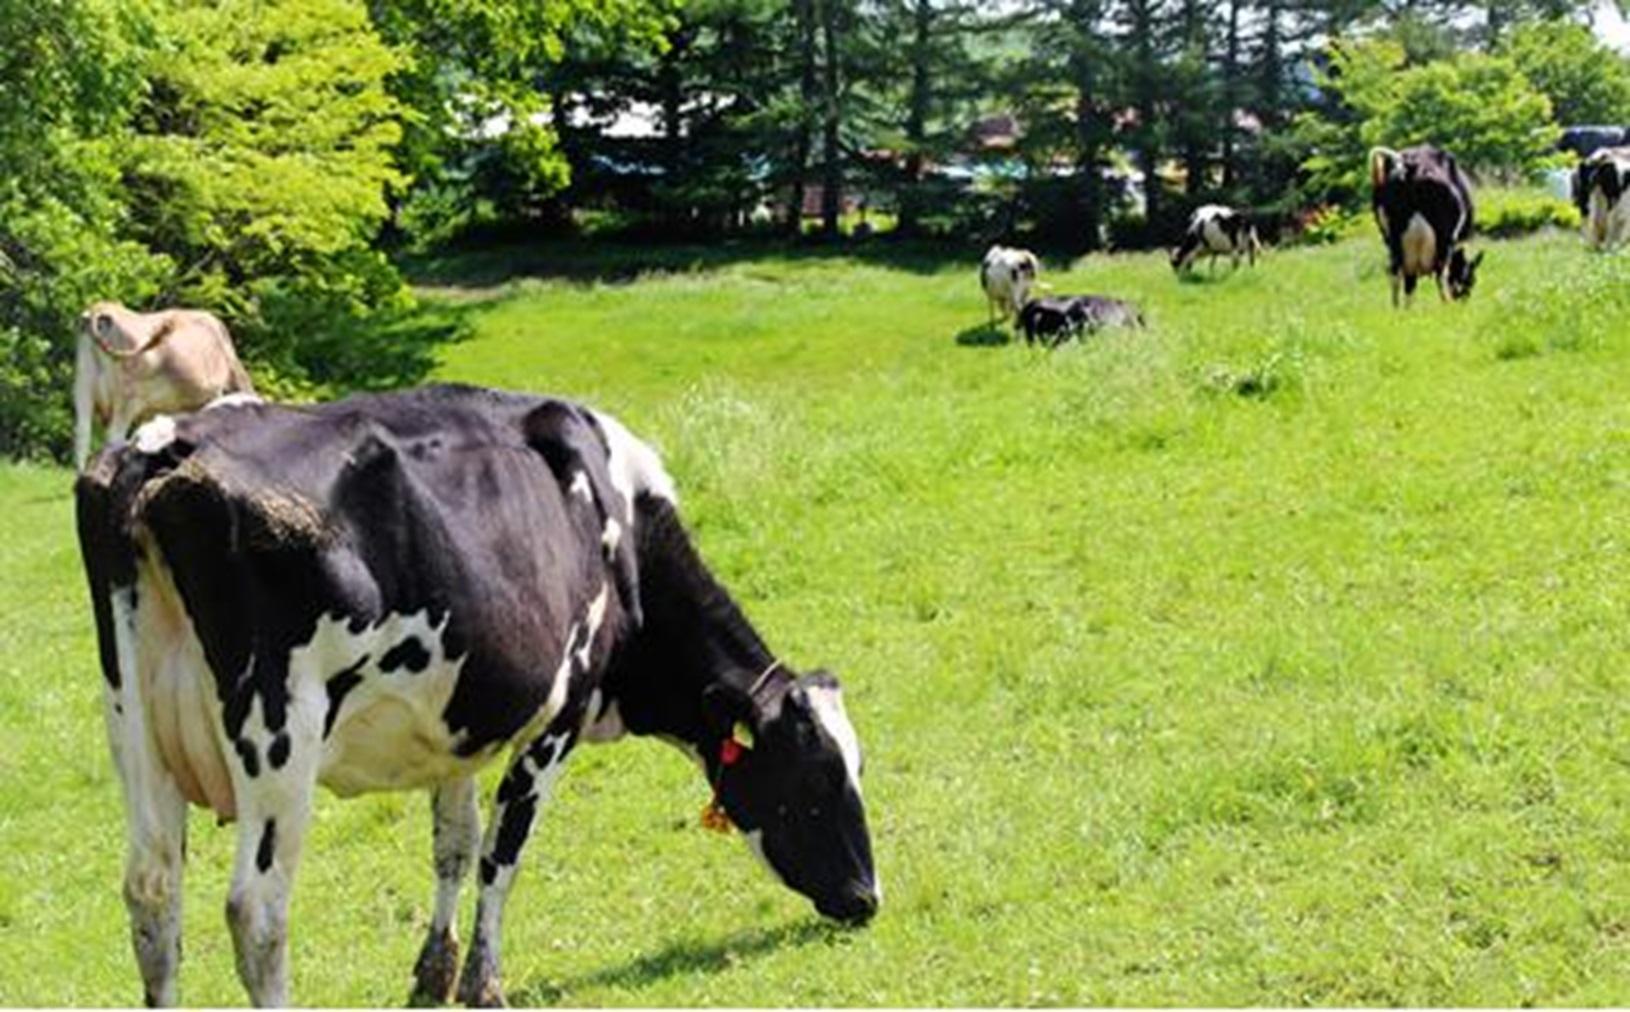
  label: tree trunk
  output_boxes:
[897,0,933,237]
[787,0,819,237]
[1221,0,1239,188]
[819,0,843,239]
[657,28,689,226]
[1131,0,1160,225]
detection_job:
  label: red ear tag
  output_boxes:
[720,738,744,766]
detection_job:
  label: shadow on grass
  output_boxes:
[506,919,845,1004]
[955,323,1014,347]
[399,236,994,294]
[1174,267,1243,284]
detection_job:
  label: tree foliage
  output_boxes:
[1498,20,1630,126]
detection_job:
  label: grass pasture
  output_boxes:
[6,230,1630,1005]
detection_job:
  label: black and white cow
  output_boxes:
[75,384,878,1008]
[1370,145,1483,307]
[1574,145,1630,251]
[980,245,1041,326]
[1017,295,1146,347]
[1170,205,1261,274]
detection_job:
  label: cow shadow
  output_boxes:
[955,323,1014,347]
[505,919,843,1004]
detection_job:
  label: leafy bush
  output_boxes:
[0,0,437,460]
[1478,187,1580,238]
[1498,20,1630,128]
[1291,205,1370,246]
[1292,38,1565,208]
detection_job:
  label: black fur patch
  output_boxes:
[323,656,369,738]
[235,738,260,778]
[380,636,431,674]
[256,819,277,873]
[267,732,291,770]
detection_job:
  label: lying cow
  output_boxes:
[1574,145,1630,250]
[1018,295,1146,347]
[1170,205,1261,274]
[75,384,878,1007]
[1370,145,1483,306]
[980,245,1041,326]
[73,301,255,470]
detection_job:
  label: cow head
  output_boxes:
[702,669,879,925]
[81,302,126,348]
[1447,248,1484,300]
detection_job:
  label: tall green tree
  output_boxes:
[1499,20,1630,126]
[0,0,166,458]
[370,0,671,241]
[127,0,409,387]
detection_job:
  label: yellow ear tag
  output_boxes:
[701,800,733,833]
[732,722,755,749]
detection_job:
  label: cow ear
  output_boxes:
[701,683,756,737]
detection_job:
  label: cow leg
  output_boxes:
[104,584,190,1007]
[457,726,577,1008]
[1389,272,1401,308]
[73,339,97,470]
[110,691,190,1004]
[1403,274,1419,307]
[411,777,481,1006]
[223,717,321,1007]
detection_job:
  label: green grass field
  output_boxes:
[6,229,1630,1005]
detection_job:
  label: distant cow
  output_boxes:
[75,384,877,1007]
[1370,145,1483,306]
[980,245,1041,326]
[1171,205,1261,274]
[73,301,255,469]
[1574,145,1630,250]
[1559,125,1630,161]
[1018,295,1146,347]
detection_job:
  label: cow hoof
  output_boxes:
[457,980,505,1009]
[410,928,459,1006]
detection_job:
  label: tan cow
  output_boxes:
[73,301,256,469]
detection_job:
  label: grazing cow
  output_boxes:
[74,301,255,470]
[75,384,878,1008]
[1018,295,1146,347]
[1370,145,1483,306]
[1170,205,1261,274]
[1559,125,1630,161]
[979,245,1041,326]
[1574,145,1630,250]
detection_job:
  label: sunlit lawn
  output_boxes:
[4,228,1630,1004]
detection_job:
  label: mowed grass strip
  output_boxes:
[4,230,1630,1005]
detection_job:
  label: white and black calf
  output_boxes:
[1370,145,1483,306]
[76,384,878,1008]
[1575,145,1630,251]
[1170,205,1261,274]
[1017,295,1145,347]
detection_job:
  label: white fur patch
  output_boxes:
[299,609,487,795]
[1400,213,1436,276]
[579,689,627,743]
[205,392,264,411]
[128,552,237,819]
[133,415,178,455]
[589,409,677,520]
[806,685,863,798]
[568,470,593,503]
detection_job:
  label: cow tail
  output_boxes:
[1369,147,1399,190]
[94,315,176,361]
